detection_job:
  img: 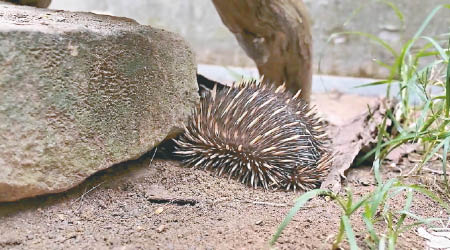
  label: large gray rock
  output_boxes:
[0,3,198,202]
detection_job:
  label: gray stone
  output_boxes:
[2,0,51,8]
[0,3,199,202]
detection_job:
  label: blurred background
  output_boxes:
[49,0,450,80]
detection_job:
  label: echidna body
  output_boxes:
[174,81,332,191]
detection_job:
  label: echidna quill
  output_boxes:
[173,80,333,191]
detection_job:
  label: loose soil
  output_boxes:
[0,93,448,249]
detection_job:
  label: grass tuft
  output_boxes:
[271,3,450,249]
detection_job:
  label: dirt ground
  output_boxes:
[0,93,448,250]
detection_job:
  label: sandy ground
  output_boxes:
[0,157,445,250]
[0,93,448,249]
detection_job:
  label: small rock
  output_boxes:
[56,214,65,221]
[360,180,371,186]
[154,207,164,215]
[156,225,166,233]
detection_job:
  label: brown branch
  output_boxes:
[212,0,313,102]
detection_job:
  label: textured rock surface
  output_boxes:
[0,3,198,202]
[1,0,51,8]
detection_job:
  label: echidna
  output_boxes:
[174,80,332,191]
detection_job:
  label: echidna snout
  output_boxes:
[174,81,332,191]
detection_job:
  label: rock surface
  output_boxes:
[0,3,198,202]
[2,0,51,8]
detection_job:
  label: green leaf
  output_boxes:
[370,179,398,217]
[342,215,359,250]
[343,2,367,26]
[386,109,404,134]
[350,195,371,214]
[442,137,450,186]
[416,99,432,132]
[363,212,379,244]
[377,0,404,25]
[379,235,386,250]
[395,189,413,231]
[396,184,450,210]
[356,131,428,166]
[386,212,395,250]
[373,117,388,184]
[270,189,332,245]
[411,5,445,45]
[422,138,447,166]
[354,80,393,88]
[397,5,445,76]
[420,36,449,61]
[446,43,450,117]
[396,210,439,234]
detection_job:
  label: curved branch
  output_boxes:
[212,0,313,102]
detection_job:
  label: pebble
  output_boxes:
[156,225,166,233]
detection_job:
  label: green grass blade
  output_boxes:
[396,40,413,79]
[412,40,434,66]
[399,220,438,234]
[373,117,388,184]
[363,211,379,244]
[416,99,432,132]
[386,109,404,134]
[411,6,444,44]
[270,189,331,245]
[344,189,354,214]
[415,50,440,59]
[396,184,450,210]
[343,2,367,26]
[422,131,450,141]
[422,139,447,167]
[377,0,404,25]
[446,45,450,117]
[395,189,413,231]
[396,210,439,234]
[419,110,441,133]
[379,235,386,250]
[386,212,395,250]
[333,220,346,249]
[397,5,445,75]
[342,215,359,250]
[442,137,450,187]
[354,79,392,88]
[373,59,392,70]
[356,131,428,165]
[350,195,371,214]
[370,179,398,217]
[420,36,449,61]
[397,210,438,222]
[387,186,406,200]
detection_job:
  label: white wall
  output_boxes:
[50,0,450,78]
